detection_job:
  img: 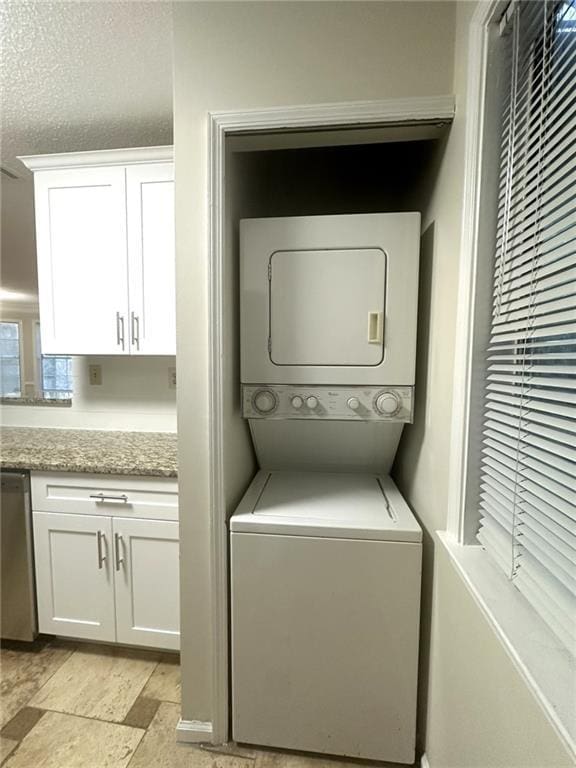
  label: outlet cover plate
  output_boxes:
[88,364,102,386]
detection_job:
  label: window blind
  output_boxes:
[477,0,576,652]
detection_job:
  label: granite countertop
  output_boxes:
[0,427,178,478]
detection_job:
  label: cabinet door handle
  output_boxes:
[97,530,106,570]
[114,532,124,571]
[131,312,140,351]
[89,493,128,504]
[116,312,125,350]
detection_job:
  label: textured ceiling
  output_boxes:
[0,1,173,170]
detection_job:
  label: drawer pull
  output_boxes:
[89,493,129,504]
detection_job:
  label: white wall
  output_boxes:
[393,2,574,766]
[1,352,177,432]
[174,0,456,727]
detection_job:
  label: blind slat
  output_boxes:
[477,0,576,652]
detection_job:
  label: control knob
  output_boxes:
[306,396,319,410]
[253,389,277,414]
[291,396,304,410]
[347,397,361,411]
[375,390,401,417]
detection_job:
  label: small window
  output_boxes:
[0,321,22,397]
[471,0,576,651]
[35,323,73,399]
[41,356,73,399]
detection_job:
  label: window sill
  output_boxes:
[437,531,576,761]
[0,396,72,408]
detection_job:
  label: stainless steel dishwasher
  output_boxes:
[1,471,37,641]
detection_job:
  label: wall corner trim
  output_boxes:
[420,754,431,768]
[176,718,214,743]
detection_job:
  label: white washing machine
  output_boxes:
[231,470,422,764]
[232,212,422,763]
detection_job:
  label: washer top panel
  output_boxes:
[231,470,422,542]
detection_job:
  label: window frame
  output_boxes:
[446,0,576,757]
[0,319,24,398]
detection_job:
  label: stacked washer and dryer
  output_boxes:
[230,213,422,765]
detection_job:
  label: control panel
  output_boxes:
[242,385,414,422]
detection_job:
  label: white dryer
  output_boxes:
[230,470,422,764]
[239,212,421,474]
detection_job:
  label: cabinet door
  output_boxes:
[126,164,176,355]
[34,167,130,355]
[113,518,180,650]
[33,512,115,641]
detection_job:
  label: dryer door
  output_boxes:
[269,248,386,366]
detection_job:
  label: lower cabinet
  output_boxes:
[33,512,116,642]
[31,472,180,651]
[113,518,180,650]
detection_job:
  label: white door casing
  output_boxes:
[202,96,455,745]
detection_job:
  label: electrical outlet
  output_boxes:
[168,367,177,389]
[88,364,102,386]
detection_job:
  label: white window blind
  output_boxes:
[477,0,576,653]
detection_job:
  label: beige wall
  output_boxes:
[173,0,456,726]
[1,177,38,298]
[174,1,573,762]
[426,544,574,768]
[394,2,574,766]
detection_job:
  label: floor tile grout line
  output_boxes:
[200,746,257,763]
[0,706,46,744]
[14,705,147,732]
[1,645,182,768]
[3,640,77,720]
[25,644,163,728]
[0,709,148,768]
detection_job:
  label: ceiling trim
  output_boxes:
[18,145,173,172]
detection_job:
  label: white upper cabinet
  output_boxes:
[126,164,176,355]
[20,147,175,356]
[33,167,130,355]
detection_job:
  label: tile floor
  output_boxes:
[0,639,378,768]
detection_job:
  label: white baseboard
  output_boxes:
[176,718,214,743]
[421,754,431,768]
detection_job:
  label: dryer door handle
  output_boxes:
[367,311,383,344]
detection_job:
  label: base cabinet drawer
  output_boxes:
[31,472,178,521]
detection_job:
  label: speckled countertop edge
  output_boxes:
[0,427,178,478]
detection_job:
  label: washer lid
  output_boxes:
[231,471,422,542]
